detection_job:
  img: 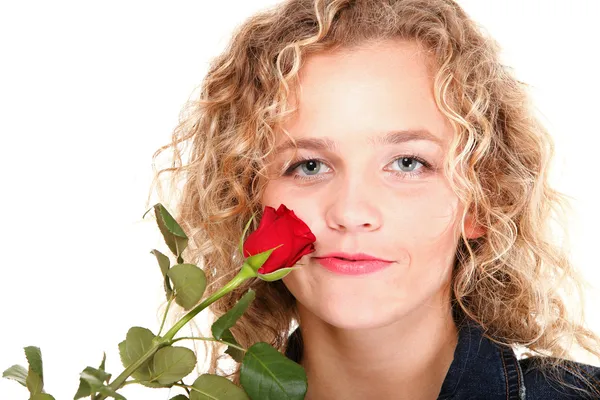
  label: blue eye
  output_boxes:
[283,158,329,180]
[298,159,326,175]
[283,154,433,182]
[392,157,424,173]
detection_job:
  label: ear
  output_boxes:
[464,212,486,240]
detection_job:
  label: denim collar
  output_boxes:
[439,317,502,398]
[439,317,525,399]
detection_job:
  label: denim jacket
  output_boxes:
[284,317,600,399]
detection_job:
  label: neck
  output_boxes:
[296,300,458,400]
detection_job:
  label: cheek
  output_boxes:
[260,180,284,210]
[261,180,320,230]
[384,186,460,283]
[281,265,309,301]
[388,185,459,244]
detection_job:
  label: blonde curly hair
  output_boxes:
[148,0,600,396]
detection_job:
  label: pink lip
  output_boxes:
[315,257,393,276]
[316,252,392,262]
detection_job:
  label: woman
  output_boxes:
[151,0,600,398]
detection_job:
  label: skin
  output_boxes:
[261,39,485,400]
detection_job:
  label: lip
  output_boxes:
[315,252,392,262]
[314,253,393,276]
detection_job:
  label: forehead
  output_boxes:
[278,39,452,149]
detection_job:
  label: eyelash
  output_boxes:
[282,153,434,182]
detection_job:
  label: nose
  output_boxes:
[324,173,383,233]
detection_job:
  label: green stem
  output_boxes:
[174,382,204,395]
[94,263,256,400]
[157,295,174,337]
[107,342,162,391]
[173,382,192,391]
[178,379,191,395]
[172,336,247,352]
[161,263,255,342]
[122,379,142,387]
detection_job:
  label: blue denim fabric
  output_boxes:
[284,317,600,399]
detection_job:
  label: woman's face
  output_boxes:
[261,39,483,329]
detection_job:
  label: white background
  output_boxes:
[1,1,599,399]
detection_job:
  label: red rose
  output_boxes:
[242,204,316,274]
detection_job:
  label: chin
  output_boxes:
[293,291,408,331]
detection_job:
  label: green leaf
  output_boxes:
[258,267,300,282]
[153,204,188,260]
[2,364,27,386]
[150,346,196,385]
[30,394,56,400]
[190,374,250,400]
[81,366,111,384]
[156,203,187,238]
[138,381,172,389]
[24,346,44,396]
[151,249,173,300]
[167,264,207,310]
[245,245,283,273]
[117,340,128,367]
[221,329,244,363]
[240,342,307,400]
[74,356,113,400]
[211,289,256,340]
[169,396,189,400]
[25,367,44,396]
[24,347,43,378]
[119,327,156,380]
[99,352,107,371]
[80,367,126,400]
[26,370,43,396]
[73,378,92,399]
[238,212,257,256]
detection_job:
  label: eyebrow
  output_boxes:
[274,129,444,153]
